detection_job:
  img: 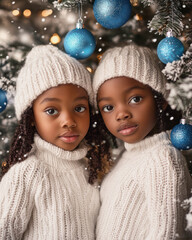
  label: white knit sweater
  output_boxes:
[0,135,100,240]
[96,131,192,240]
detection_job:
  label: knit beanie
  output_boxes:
[15,45,93,120]
[93,44,168,107]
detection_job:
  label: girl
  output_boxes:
[0,45,110,239]
[93,44,192,239]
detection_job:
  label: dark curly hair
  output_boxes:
[151,89,182,133]
[2,105,114,184]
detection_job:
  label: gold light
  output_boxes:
[97,54,103,61]
[42,9,53,17]
[135,14,143,21]
[23,9,31,17]
[86,67,93,73]
[12,9,20,16]
[130,0,139,6]
[50,33,61,44]
[2,161,7,168]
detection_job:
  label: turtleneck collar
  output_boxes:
[124,131,171,153]
[33,134,88,170]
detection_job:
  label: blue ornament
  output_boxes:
[157,36,184,64]
[93,0,132,29]
[0,89,7,113]
[64,25,96,60]
[171,120,192,150]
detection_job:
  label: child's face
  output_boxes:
[97,77,157,143]
[33,84,90,151]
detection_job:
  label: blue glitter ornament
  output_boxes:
[157,34,184,64]
[64,23,96,60]
[0,89,7,113]
[93,0,132,29]
[171,119,192,150]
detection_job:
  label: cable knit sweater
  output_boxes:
[96,131,192,240]
[0,135,100,240]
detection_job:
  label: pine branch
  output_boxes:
[163,44,192,116]
[183,17,192,44]
[141,0,192,36]
[0,43,30,80]
[140,0,154,7]
[48,0,92,10]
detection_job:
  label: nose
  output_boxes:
[116,107,131,121]
[60,112,77,128]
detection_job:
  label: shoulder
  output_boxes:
[0,155,47,188]
[157,140,185,164]
[147,139,188,177]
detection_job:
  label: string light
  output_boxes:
[135,14,143,21]
[50,33,61,44]
[41,9,53,17]
[12,9,20,16]
[130,0,139,6]
[86,67,93,73]
[97,54,102,61]
[23,9,31,17]
[2,161,7,168]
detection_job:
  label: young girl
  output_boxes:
[93,44,192,239]
[0,45,110,239]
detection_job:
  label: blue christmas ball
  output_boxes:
[0,89,7,113]
[171,123,192,150]
[157,36,184,64]
[64,28,96,60]
[93,0,132,29]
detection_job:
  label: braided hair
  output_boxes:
[2,107,35,175]
[2,105,113,184]
[86,110,117,184]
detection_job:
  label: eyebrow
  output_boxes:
[98,86,145,103]
[40,96,88,104]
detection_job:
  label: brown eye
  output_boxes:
[130,96,143,104]
[103,105,114,112]
[75,106,86,113]
[45,108,58,115]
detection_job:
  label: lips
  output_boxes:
[117,123,138,136]
[59,132,79,143]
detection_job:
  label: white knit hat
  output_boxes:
[93,44,168,107]
[15,45,93,120]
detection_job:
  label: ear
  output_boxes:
[162,99,168,111]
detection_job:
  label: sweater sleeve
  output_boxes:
[144,145,191,240]
[0,158,41,240]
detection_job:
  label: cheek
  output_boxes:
[34,113,55,138]
[137,102,157,128]
[35,120,53,139]
[102,113,116,134]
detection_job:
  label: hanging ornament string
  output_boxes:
[171,0,173,34]
[77,0,83,28]
[63,0,96,59]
